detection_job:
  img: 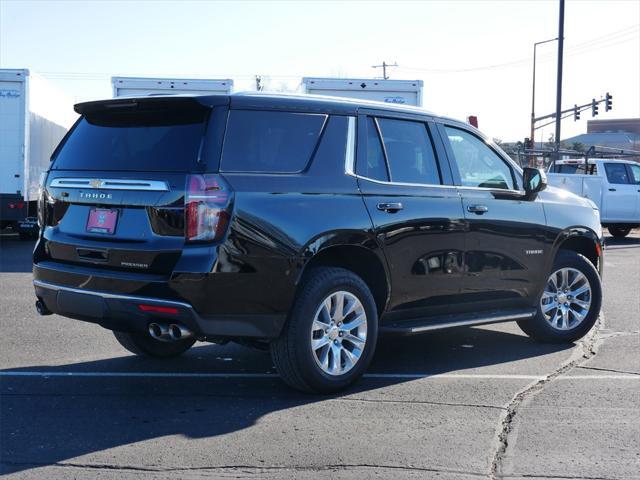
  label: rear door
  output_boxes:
[356,112,466,320]
[601,162,637,222]
[42,97,226,275]
[438,123,547,310]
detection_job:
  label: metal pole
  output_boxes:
[530,37,557,166]
[530,44,537,166]
[554,0,565,158]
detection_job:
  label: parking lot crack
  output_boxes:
[2,461,488,477]
[335,396,506,410]
[576,365,640,376]
[488,313,605,480]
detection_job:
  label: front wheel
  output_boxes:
[271,267,378,393]
[608,226,631,238]
[518,250,602,343]
[113,330,196,358]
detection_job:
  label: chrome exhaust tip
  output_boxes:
[148,322,171,342]
[168,323,193,341]
[35,299,52,316]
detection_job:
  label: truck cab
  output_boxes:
[548,158,640,237]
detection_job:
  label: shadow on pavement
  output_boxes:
[0,326,572,474]
[0,234,35,273]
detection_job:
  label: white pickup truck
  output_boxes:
[547,158,640,238]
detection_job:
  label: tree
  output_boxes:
[571,142,585,152]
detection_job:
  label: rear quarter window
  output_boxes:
[221,110,326,173]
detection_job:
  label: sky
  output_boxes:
[1,0,638,142]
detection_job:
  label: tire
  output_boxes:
[113,330,196,358]
[517,250,602,343]
[608,226,631,238]
[271,267,378,393]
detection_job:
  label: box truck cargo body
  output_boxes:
[0,69,76,230]
[112,76,234,97]
[302,77,423,107]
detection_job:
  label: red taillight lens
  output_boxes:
[138,304,179,314]
[185,174,232,243]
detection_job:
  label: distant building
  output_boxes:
[563,118,640,151]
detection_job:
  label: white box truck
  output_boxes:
[302,77,424,107]
[0,69,77,236]
[112,76,234,97]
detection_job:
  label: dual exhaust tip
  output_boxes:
[148,322,193,342]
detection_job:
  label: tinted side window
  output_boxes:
[444,127,515,190]
[604,163,631,184]
[377,118,440,185]
[221,111,326,173]
[358,117,388,181]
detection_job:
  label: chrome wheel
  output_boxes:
[540,267,592,331]
[310,291,368,376]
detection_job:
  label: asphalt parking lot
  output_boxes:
[0,232,638,479]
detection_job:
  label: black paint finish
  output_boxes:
[33,94,603,340]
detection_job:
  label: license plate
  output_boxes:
[86,208,118,234]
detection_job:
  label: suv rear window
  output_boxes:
[221,110,326,173]
[52,107,208,171]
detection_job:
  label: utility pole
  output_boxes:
[554,0,565,157]
[372,61,398,80]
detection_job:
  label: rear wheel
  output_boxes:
[517,250,601,343]
[271,267,378,393]
[113,330,195,358]
[608,225,631,238]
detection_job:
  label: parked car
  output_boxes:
[548,158,640,238]
[33,93,604,393]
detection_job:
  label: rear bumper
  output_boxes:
[33,264,288,339]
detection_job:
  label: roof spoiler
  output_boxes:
[74,95,229,114]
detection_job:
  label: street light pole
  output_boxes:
[554,0,565,157]
[530,37,557,164]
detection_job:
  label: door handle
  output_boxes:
[467,204,489,214]
[377,202,403,213]
[608,188,616,191]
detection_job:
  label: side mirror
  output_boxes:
[522,167,547,199]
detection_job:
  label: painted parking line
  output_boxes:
[0,371,637,380]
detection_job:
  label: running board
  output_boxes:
[379,308,536,335]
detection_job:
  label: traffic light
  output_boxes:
[605,92,613,112]
[524,137,533,150]
[574,104,580,121]
[591,99,599,117]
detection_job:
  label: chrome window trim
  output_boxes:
[349,171,525,195]
[49,178,169,192]
[344,116,356,175]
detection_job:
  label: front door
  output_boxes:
[438,124,547,311]
[356,114,466,320]
[602,162,638,222]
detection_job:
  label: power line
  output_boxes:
[397,24,638,74]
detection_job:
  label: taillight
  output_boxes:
[185,174,233,243]
[37,172,48,228]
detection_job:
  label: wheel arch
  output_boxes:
[552,227,603,273]
[296,239,390,316]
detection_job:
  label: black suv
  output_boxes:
[33,94,604,393]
